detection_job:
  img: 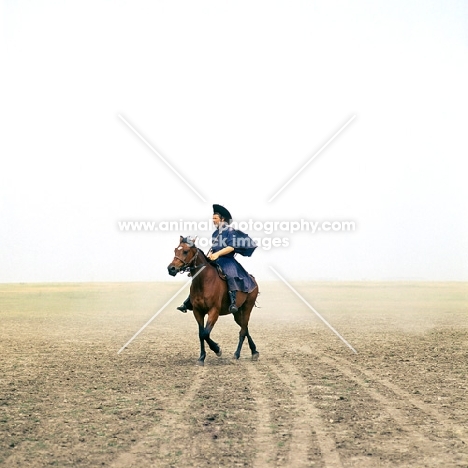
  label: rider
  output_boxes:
[177,204,257,313]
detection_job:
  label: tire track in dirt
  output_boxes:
[110,368,204,468]
[316,354,468,465]
[246,364,277,468]
[272,362,343,468]
[328,354,468,446]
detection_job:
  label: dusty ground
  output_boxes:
[1,281,467,467]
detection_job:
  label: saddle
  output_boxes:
[209,261,227,281]
[209,263,259,306]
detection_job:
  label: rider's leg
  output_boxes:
[177,295,192,313]
[228,290,238,313]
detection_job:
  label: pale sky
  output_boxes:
[1,0,467,282]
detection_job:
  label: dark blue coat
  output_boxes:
[211,227,257,293]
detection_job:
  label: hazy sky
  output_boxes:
[1,0,467,282]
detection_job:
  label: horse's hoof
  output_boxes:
[196,360,205,367]
[216,349,222,357]
[252,352,260,361]
[233,353,240,360]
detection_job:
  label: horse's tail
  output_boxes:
[249,274,261,308]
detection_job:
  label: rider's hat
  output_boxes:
[213,204,232,224]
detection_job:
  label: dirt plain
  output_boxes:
[1,281,467,467]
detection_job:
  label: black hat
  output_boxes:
[213,204,232,224]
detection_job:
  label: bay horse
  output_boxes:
[167,236,260,366]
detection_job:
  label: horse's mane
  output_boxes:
[181,236,211,263]
[197,247,209,261]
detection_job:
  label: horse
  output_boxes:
[167,236,260,366]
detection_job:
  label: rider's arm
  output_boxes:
[209,246,234,260]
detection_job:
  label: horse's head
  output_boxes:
[167,236,198,276]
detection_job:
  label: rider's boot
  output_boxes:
[228,290,238,313]
[177,296,192,313]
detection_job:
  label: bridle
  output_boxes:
[172,246,202,274]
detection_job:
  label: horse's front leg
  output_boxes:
[194,311,207,366]
[194,309,221,366]
[202,308,221,358]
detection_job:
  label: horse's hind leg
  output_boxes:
[246,332,259,361]
[234,328,246,360]
[233,308,259,361]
